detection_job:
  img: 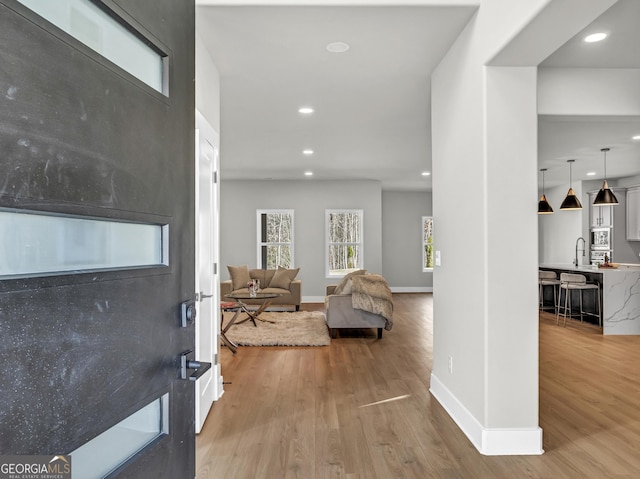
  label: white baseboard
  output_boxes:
[390,286,433,293]
[303,296,326,303]
[429,373,544,456]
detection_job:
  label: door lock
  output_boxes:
[180,300,196,327]
[180,350,211,381]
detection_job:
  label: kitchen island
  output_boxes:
[540,264,640,335]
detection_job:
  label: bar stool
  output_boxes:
[539,270,561,314]
[556,273,601,327]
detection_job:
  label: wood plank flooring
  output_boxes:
[196,294,640,478]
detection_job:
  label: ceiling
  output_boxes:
[196,0,639,192]
[538,0,640,189]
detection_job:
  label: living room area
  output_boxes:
[219,181,433,302]
[215,180,430,350]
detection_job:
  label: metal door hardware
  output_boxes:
[180,350,211,381]
[180,300,196,327]
[195,291,213,302]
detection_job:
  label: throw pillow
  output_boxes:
[333,269,366,295]
[269,266,300,289]
[228,265,251,291]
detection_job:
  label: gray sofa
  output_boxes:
[221,267,301,311]
[324,283,389,339]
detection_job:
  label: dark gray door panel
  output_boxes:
[0,0,196,477]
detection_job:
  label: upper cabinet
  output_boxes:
[589,193,613,228]
[627,187,640,241]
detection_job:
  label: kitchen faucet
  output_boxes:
[575,237,586,267]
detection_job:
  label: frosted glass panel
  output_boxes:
[71,395,167,478]
[17,0,164,93]
[0,211,165,277]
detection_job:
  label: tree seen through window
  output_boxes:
[327,210,363,276]
[258,210,293,269]
[423,216,433,270]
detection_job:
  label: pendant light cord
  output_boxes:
[569,161,573,188]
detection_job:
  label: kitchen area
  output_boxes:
[539,179,640,335]
[535,0,640,336]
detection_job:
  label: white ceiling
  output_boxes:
[538,0,640,189]
[196,3,477,190]
[196,0,639,192]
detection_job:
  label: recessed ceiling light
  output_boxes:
[587,171,596,176]
[421,171,431,177]
[584,32,607,43]
[304,171,313,176]
[302,149,314,155]
[633,135,640,140]
[298,107,314,114]
[326,41,350,53]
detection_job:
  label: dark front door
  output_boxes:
[0,1,196,477]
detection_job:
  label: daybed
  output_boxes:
[221,265,301,311]
[325,271,393,338]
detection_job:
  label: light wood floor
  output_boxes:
[196,294,640,478]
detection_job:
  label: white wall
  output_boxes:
[538,68,640,116]
[430,0,612,456]
[618,174,640,188]
[219,180,383,300]
[538,183,584,264]
[382,190,433,291]
[195,31,220,132]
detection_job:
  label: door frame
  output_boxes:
[195,109,223,434]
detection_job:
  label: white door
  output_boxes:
[195,110,222,433]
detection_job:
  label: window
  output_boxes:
[0,209,167,278]
[423,216,434,271]
[17,0,167,94]
[257,210,294,269]
[71,394,168,478]
[326,209,363,277]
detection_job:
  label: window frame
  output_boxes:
[325,209,364,278]
[256,209,295,269]
[14,0,169,96]
[0,208,167,279]
[422,216,434,272]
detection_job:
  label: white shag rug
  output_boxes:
[224,311,330,347]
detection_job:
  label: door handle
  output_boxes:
[180,350,211,381]
[196,291,214,301]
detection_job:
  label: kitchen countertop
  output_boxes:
[539,263,640,335]
[540,263,640,273]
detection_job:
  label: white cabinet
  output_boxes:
[626,187,640,241]
[589,193,612,228]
